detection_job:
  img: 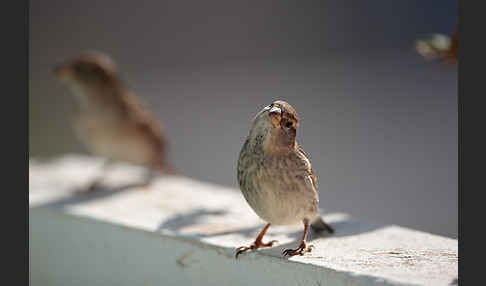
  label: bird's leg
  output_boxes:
[76,159,114,193]
[283,219,313,257]
[235,223,278,258]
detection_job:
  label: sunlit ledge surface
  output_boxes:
[29,155,458,286]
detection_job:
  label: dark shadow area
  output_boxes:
[315,218,387,238]
[33,181,153,210]
[157,210,385,239]
[156,208,229,235]
[155,208,275,241]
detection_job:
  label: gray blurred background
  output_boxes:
[29,1,457,238]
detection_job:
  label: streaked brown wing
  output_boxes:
[122,91,168,162]
[297,144,318,190]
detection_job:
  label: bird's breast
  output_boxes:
[237,143,318,225]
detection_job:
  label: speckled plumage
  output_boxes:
[237,101,318,225]
[236,100,333,258]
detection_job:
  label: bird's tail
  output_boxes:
[310,216,334,234]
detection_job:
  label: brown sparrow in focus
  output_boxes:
[54,51,175,192]
[236,100,334,258]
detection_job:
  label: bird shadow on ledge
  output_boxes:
[155,208,387,260]
[157,209,385,238]
[156,208,269,240]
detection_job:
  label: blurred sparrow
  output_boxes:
[236,100,333,258]
[54,51,175,191]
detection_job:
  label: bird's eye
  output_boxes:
[285,121,293,128]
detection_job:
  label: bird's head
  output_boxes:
[53,51,119,90]
[250,100,300,151]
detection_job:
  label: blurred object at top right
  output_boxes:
[416,25,458,65]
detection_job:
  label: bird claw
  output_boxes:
[235,245,253,259]
[282,248,303,256]
[235,240,279,259]
[282,243,313,257]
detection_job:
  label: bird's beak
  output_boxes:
[253,104,282,126]
[268,106,282,127]
[269,106,281,115]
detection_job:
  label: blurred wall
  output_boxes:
[29,0,458,238]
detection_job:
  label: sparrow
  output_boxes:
[54,51,175,191]
[236,100,334,258]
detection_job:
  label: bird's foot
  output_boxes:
[259,240,278,247]
[235,239,278,259]
[282,242,313,257]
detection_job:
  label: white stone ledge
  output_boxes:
[29,155,458,286]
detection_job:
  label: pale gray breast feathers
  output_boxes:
[237,138,319,224]
[237,138,317,200]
